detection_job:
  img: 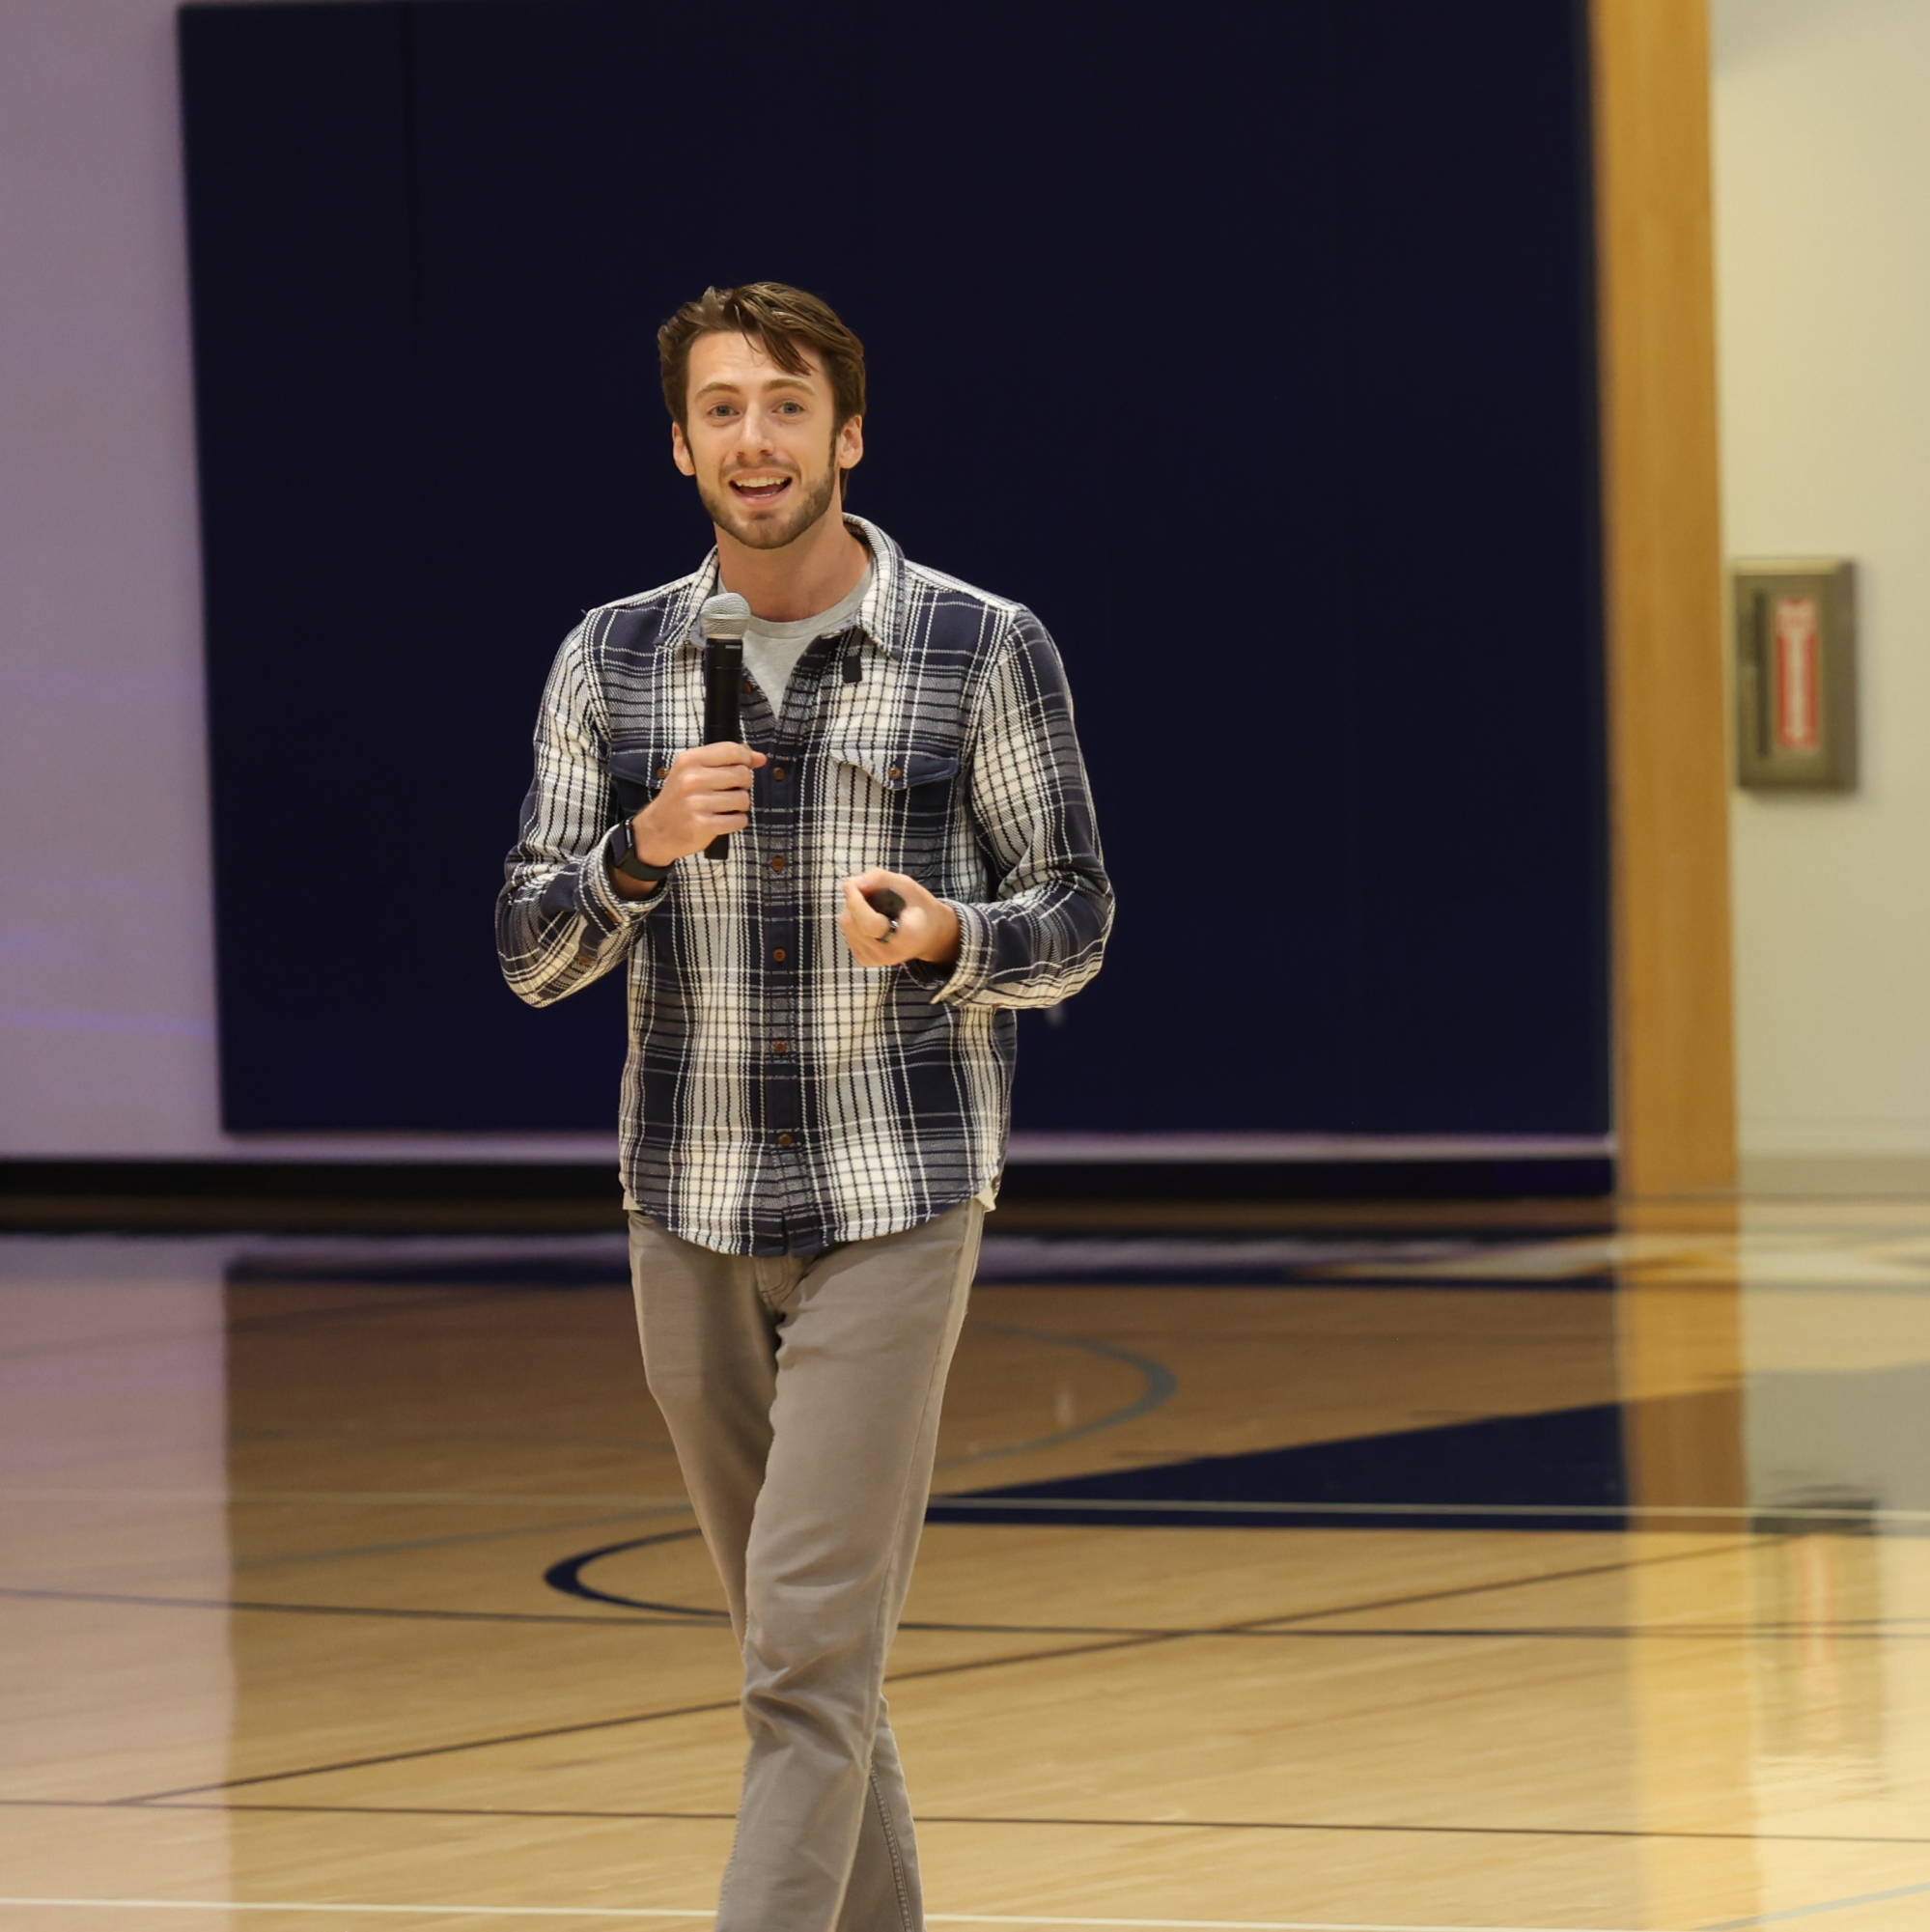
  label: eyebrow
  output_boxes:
[692,375,816,399]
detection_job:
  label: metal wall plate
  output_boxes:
[1732,558,1857,791]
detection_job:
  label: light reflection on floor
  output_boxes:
[1,1203,1927,1930]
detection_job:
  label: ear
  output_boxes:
[670,421,696,478]
[835,413,863,477]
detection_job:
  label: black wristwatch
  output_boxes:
[607,822,675,884]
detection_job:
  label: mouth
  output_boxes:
[727,471,795,506]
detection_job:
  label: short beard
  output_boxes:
[697,453,842,553]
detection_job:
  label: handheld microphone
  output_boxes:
[700,592,752,861]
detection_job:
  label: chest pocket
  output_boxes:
[830,745,963,864]
[606,745,679,820]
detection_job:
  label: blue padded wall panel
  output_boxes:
[182,0,1607,1135]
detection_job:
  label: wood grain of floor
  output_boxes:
[3,1206,1929,1930]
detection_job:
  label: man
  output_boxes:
[498,283,1110,1932]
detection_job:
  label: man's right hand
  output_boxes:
[616,742,768,890]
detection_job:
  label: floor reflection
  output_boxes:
[1753,1520,1887,1779]
[0,1239,236,1913]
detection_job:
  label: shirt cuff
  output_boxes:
[907,898,993,1003]
[577,826,671,938]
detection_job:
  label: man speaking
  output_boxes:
[497,283,1111,1930]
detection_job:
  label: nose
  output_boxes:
[728,410,775,458]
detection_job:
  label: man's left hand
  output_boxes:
[838,870,962,969]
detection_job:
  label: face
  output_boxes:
[672,331,862,551]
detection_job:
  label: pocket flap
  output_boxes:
[606,746,676,812]
[835,747,960,791]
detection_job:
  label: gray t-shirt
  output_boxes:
[740,563,874,709]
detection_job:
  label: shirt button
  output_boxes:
[654,765,668,780]
[772,765,788,781]
[772,1039,790,1055]
[888,765,903,781]
[771,947,788,963]
[777,1132,795,1148]
[769,854,787,873]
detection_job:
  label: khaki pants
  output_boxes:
[629,1200,984,1932]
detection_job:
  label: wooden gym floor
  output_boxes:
[2,1200,1927,1930]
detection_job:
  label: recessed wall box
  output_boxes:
[1732,558,1857,791]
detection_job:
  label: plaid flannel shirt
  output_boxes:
[497,518,1111,1256]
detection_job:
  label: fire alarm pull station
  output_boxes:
[1732,558,1857,792]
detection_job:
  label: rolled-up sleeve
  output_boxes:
[912,607,1111,1010]
[496,627,665,1008]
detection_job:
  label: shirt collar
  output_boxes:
[669,515,903,658]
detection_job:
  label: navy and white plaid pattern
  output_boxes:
[497,518,1111,1255]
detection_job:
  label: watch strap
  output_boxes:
[607,823,674,883]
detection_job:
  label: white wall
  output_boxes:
[0,0,222,1153]
[1713,0,1930,1183]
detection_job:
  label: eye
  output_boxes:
[706,403,739,420]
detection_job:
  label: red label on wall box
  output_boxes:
[1773,594,1822,754]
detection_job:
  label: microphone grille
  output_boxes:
[701,591,752,641]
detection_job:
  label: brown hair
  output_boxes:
[657,282,866,433]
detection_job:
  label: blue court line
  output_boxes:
[1703,1875,1930,1926]
[933,1320,1179,1471]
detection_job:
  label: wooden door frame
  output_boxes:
[1592,0,1737,1197]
